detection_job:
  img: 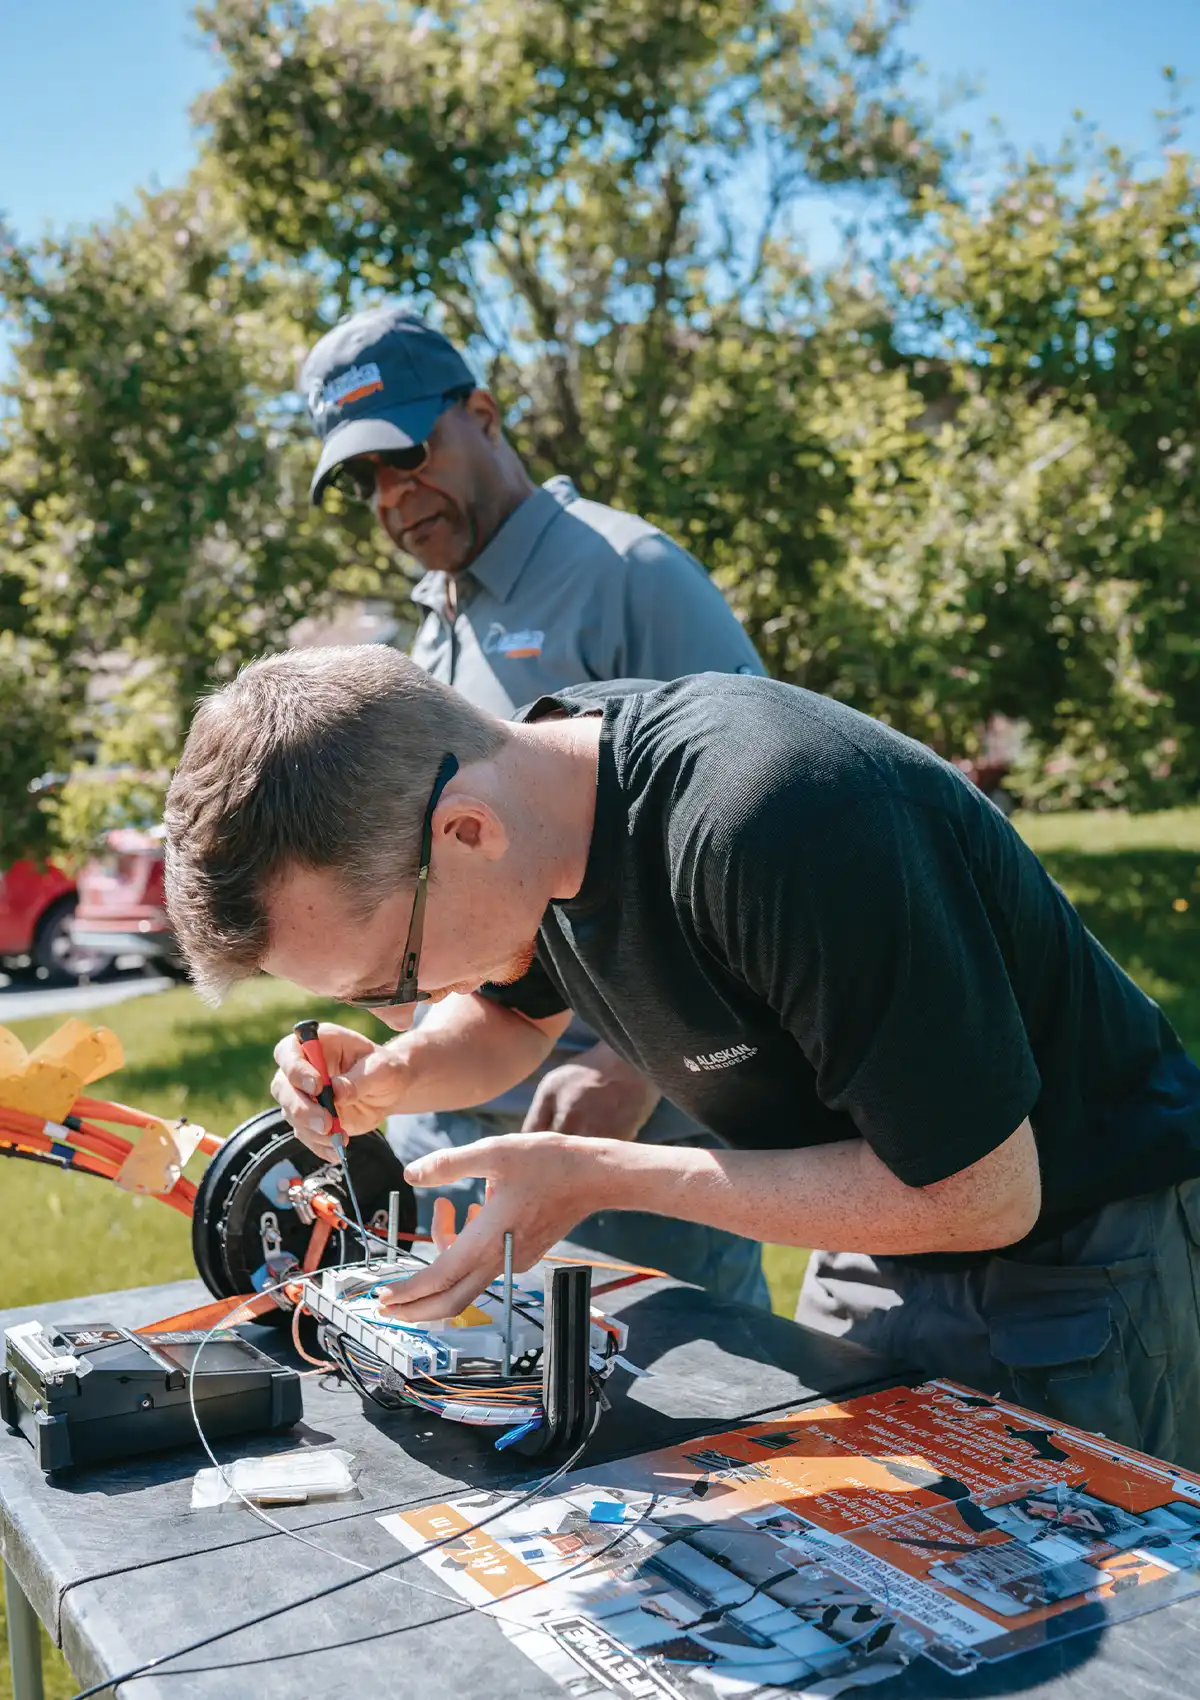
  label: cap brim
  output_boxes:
[309,397,449,505]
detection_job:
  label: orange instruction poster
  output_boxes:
[381,1380,1200,1698]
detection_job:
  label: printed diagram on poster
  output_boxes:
[381,1380,1200,1698]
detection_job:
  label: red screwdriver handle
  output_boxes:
[293,1019,343,1136]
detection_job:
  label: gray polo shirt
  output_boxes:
[407,473,764,1125]
[409,475,762,715]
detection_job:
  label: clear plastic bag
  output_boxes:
[191,1448,357,1510]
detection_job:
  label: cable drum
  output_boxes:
[190,1107,417,1316]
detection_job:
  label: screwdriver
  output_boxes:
[294,1020,370,1261]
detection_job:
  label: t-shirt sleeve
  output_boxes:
[619,533,765,682]
[478,948,571,1021]
[711,791,1041,1186]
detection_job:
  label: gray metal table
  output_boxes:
[6,1274,1198,1699]
[0,1269,903,1698]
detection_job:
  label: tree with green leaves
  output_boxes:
[0,634,75,863]
[901,119,1200,804]
[196,2,1200,805]
[0,181,394,854]
[196,0,945,482]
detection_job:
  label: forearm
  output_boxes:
[384,1120,1036,1323]
[384,993,564,1114]
[586,1129,1039,1256]
[521,1041,660,1139]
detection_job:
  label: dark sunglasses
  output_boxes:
[343,753,460,1010]
[330,387,473,502]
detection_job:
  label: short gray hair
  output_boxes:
[164,646,507,1000]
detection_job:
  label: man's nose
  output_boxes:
[373,463,415,508]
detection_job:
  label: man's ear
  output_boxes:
[433,794,510,861]
[463,389,503,444]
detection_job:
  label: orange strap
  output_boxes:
[301,1219,333,1272]
[547,1253,666,1279]
[135,1291,277,1334]
[591,1270,660,1297]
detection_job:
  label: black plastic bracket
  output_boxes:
[517,1263,596,1459]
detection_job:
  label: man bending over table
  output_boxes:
[163,647,1200,1467]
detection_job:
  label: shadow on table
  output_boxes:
[604,1282,912,1417]
[123,1534,1106,1700]
[873,1629,1103,1696]
[135,1629,1107,1699]
[22,1416,341,1500]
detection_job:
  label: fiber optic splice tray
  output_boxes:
[0,1320,302,1474]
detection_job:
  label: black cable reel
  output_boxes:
[191,1107,417,1320]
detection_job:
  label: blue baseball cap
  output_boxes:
[301,305,476,505]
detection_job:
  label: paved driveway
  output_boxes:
[0,973,172,1023]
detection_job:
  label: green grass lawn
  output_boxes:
[1,807,1199,1695]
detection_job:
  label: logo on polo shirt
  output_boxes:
[484,623,544,660]
[683,1044,759,1073]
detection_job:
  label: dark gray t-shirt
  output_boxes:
[486,675,1200,1250]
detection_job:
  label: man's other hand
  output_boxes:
[271,1022,404,1157]
[521,1041,658,1141]
[378,1132,621,1322]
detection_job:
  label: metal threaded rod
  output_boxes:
[502,1231,515,1376]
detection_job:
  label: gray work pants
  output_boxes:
[796,1179,1200,1471]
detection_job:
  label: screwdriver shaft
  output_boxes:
[294,1019,370,1262]
[332,1133,370,1259]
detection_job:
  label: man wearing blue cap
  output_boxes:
[301,304,771,1308]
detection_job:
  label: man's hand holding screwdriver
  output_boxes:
[272,996,570,1165]
[272,1024,409,1160]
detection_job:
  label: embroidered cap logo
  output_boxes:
[310,361,385,426]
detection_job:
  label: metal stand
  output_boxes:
[3,1558,44,1700]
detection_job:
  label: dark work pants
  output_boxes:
[796,1179,1200,1471]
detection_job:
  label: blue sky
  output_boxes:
[1,0,1197,243]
